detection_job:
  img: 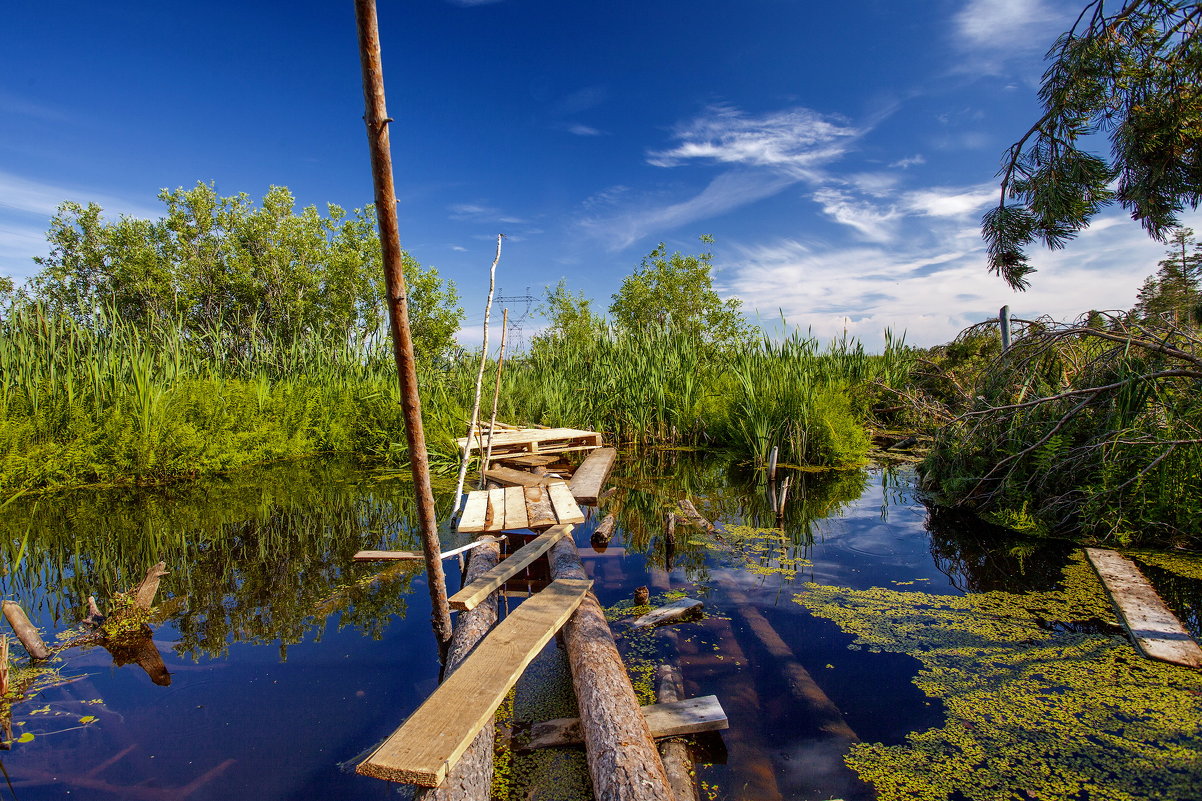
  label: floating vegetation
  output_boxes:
[796,554,1202,800]
[714,524,813,580]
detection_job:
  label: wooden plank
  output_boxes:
[484,465,551,488]
[522,696,728,750]
[631,598,704,629]
[449,526,574,611]
[568,447,617,505]
[354,537,504,562]
[458,491,489,534]
[358,578,593,786]
[487,488,507,531]
[497,454,560,468]
[1085,548,1202,668]
[455,428,602,453]
[547,481,586,525]
[503,486,529,530]
[525,485,557,529]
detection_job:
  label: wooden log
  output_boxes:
[591,514,616,545]
[485,466,551,488]
[521,695,728,750]
[503,486,529,530]
[547,536,675,801]
[656,664,701,801]
[525,486,557,529]
[357,578,593,786]
[1085,548,1202,667]
[631,598,704,630]
[676,499,713,532]
[133,562,169,611]
[449,526,572,612]
[568,448,617,505]
[2,601,51,660]
[547,482,586,525]
[768,446,778,482]
[720,580,858,741]
[416,538,502,801]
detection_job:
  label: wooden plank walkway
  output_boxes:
[522,695,728,750]
[568,447,617,505]
[457,483,583,534]
[456,427,602,458]
[353,537,501,562]
[1085,547,1202,668]
[357,578,593,786]
[449,526,574,611]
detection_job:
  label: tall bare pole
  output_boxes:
[354,0,452,652]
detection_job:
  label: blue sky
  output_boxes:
[2,0,1196,349]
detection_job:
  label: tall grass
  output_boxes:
[0,304,911,495]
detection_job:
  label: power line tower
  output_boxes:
[495,287,536,352]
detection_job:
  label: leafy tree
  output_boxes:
[28,182,463,361]
[531,279,605,354]
[983,1,1201,289]
[1131,227,1202,324]
[609,236,753,348]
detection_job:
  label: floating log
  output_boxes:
[720,580,858,741]
[416,538,502,801]
[357,578,593,786]
[354,536,502,563]
[676,499,714,532]
[449,526,573,612]
[591,514,616,545]
[524,486,557,529]
[1085,548,1202,668]
[631,598,704,630]
[521,695,728,750]
[547,536,675,801]
[2,601,50,661]
[134,562,170,611]
[656,664,701,801]
[547,482,586,525]
[485,466,551,488]
[568,448,617,505]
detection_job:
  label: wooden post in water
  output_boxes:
[1000,305,1012,352]
[354,0,452,653]
[2,601,51,661]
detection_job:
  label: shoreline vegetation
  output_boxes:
[1,184,1199,548]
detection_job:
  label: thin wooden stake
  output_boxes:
[453,235,503,515]
[354,0,452,652]
[768,445,779,482]
[1,634,9,696]
[479,308,510,489]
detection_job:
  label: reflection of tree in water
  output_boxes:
[924,504,1075,594]
[0,458,445,660]
[604,448,867,577]
[1128,552,1202,640]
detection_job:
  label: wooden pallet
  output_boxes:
[458,483,585,534]
[357,578,593,786]
[456,427,603,458]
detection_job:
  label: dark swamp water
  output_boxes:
[2,452,1200,801]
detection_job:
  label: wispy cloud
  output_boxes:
[444,0,503,7]
[567,123,606,137]
[581,104,864,249]
[950,0,1072,76]
[647,104,862,178]
[448,202,527,225]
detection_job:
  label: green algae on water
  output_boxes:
[796,555,1202,801]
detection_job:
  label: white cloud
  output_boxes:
[726,208,1202,350]
[950,0,1074,76]
[889,154,926,169]
[811,189,902,243]
[567,124,605,137]
[647,104,862,178]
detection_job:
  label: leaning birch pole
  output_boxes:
[452,235,502,516]
[479,308,509,489]
[354,0,452,652]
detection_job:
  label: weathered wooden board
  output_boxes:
[487,488,507,531]
[484,466,551,488]
[522,695,728,750]
[568,447,617,505]
[503,486,529,530]
[449,526,574,611]
[456,427,603,457]
[547,481,586,525]
[497,454,560,468]
[1085,548,1202,668]
[358,578,593,786]
[459,491,490,534]
[631,598,704,629]
[354,536,503,563]
[525,486,557,529]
